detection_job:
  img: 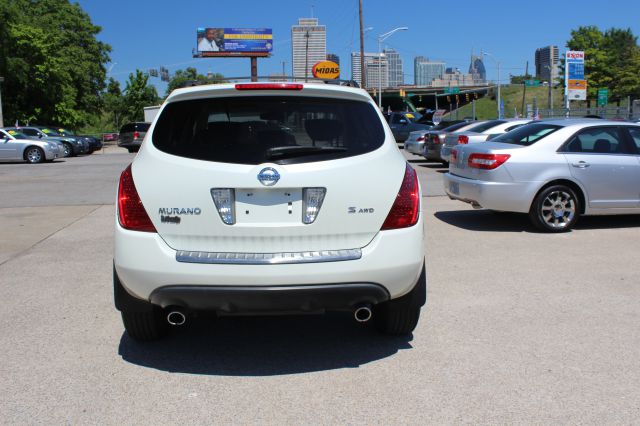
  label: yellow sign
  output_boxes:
[312,61,340,79]
[568,79,587,90]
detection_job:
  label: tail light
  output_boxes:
[468,153,511,170]
[433,135,441,144]
[211,189,236,225]
[235,83,303,90]
[133,131,140,140]
[416,135,425,142]
[451,149,458,162]
[302,188,326,224]
[381,164,420,230]
[118,164,156,232]
[457,135,469,144]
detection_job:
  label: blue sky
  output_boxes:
[77,0,640,95]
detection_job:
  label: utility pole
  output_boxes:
[304,28,310,82]
[521,61,528,117]
[0,77,4,127]
[359,0,365,88]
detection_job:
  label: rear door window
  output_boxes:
[152,96,385,165]
[563,127,629,154]
[626,127,640,153]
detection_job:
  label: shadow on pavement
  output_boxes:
[118,312,413,376]
[418,164,448,174]
[435,209,640,233]
[434,210,533,232]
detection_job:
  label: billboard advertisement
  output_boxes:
[565,51,586,100]
[195,28,272,57]
[312,61,340,79]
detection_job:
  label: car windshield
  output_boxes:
[153,96,385,165]
[6,130,29,139]
[491,123,562,146]
[466,120,507,133]
[40,127,62,136]
[57,128,74,136]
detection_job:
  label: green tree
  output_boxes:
[0,0,111,127]
[121,70,159,123]
[165,67,225,96]
[566,26,640,100]
[103,77,124,130]
[510,74,534,84]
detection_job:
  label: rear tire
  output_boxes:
[374,265,426,335]
[121,309,168,341]
[529,185,579,233]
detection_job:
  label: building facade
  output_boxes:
[535,45,559,85]
[431,68,476,88]
[291,18,327,80]
[351,52,386,88]
[414,56,445,86]
[383,48,403,88]
[469,53,487,84]
[326,53,340,66]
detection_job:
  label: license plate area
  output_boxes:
[235,189,302,224]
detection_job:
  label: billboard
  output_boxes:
[565,51,586,100]
[312,61,340,79]
[195,28,272,57]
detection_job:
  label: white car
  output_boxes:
[0,128,60,163]
[114,82,426,341]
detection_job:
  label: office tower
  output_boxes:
[535,45,559,84]
[469,53,487,83]
[351,52,382,88]
[383,48,403,88]
[414,56,445,86]
[326,53,340,66]
[291,18,327,80]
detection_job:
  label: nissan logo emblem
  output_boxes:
[257,167,280,186]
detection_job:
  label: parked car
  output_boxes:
[443,119,640,232]
[440,119,531,163]
[78,135,103,153]
[0,128,61,163]
[114,81,426,341]
[7,126,88,157]
[405,120,484,165]
[117,122,150,153]
[103,133,119,142]
[386,111,433,143]
[404,120,466,156]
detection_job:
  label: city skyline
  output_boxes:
[76,0,640,93]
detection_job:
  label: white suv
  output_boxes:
[114,82,426,341]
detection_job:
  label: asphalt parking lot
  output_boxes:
[1,148,639,424]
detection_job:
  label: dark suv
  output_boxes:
[118,122,150,153]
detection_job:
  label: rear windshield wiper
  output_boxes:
[265,146,347,160]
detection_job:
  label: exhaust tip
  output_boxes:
[354,305,372,323]
[167,310,186,326]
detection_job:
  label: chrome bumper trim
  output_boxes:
[176,248,362,265]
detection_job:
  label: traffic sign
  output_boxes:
[444,87,460,94]
[525,80,540,87]
[597,88,609,106]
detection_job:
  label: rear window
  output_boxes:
[152,96,385,165]
[466,120,506,133]
[491,123,562,146]
[120,123,150,133]
[441,121,471,132]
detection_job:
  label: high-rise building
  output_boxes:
[291,18,327,80]
[351,52,384,88]
[365,58,388,90]
[326,53,340,66]
[535,45,559,85]
[383,48,403,88]
[414,56,445,86]
[469,53,487,83]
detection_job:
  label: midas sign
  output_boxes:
[312,61,340,79]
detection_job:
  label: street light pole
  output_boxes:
[483,52,501,118]
[544,65,553,113]
[377,27,408,109]
[0,77,4,127]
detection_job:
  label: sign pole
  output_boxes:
[250,57,258,82]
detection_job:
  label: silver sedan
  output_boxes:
[443,119,640,232]
[440,119,531,163]
[0,129,60,163]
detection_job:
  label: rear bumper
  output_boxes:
[148,283,390,313]
[404,141,425,155]
[440,145,454,162]
[443,172,535,212]
[114,216,425,303]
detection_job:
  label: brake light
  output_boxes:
[381,164,420,230]
[416,135,425,141]
[457,135,469,144]
[467,153,511,170]
[133,131,140,140]
[235,83,304,90]
[433,135,441,144]
[451,149,458,162]
[118,165,156,232]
